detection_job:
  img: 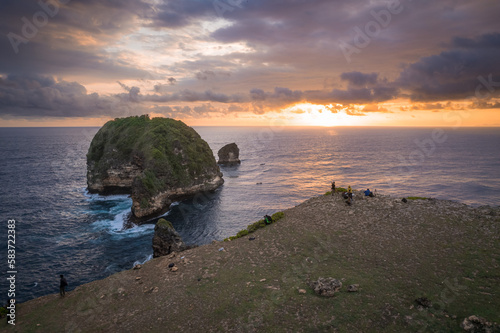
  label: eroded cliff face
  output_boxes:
[131,175,223,219]
[86,115,223,220]
[87,163,142,194]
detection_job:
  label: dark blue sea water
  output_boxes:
[1,126,499,303]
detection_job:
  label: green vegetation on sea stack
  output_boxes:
[86,115,223,218]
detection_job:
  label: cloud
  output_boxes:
[340,72,379,87]
[397,32,500,101]
[195,70,216,81]
[1,0,500,124]
[0,74,133,117]
[452,33,500,49]
[0,0,159,83]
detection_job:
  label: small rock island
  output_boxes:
[86,115,223,219]
[217,143,240,166]
[152,218,187,258]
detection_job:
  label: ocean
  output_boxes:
[0,126,499,303]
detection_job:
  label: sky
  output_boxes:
[1,0,500,127]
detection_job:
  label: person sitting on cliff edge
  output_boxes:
[264,215,273,224]
[364,188,374,197]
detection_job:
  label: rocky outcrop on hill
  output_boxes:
[311,277,342,297]
[87,115,224,219]
[152,219,187,258]
[217,143,240,165]
[461,315,499,332]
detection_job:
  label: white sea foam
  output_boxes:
[133,254,153,267]
[83,190,131,202]
[92,207,155,238]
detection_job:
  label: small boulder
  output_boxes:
[152,219,187,258]
[347,284,359,292]
[217,143,241,165]
[311,277,342,297]
[461,315,497,332]
[415,297,432,309]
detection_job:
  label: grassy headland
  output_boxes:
[4,190,499,332]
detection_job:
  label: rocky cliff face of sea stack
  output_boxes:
[86,115,223,219]
[152,219,187,257]
[217,143,240,166]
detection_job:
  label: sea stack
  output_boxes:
[217,143,241,166]
[152,219,187,258]
[86,115,224,220]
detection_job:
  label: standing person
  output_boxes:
[60,275,68,297]
[331,181,336,195]
[347,186,353,203]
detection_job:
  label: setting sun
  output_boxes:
[285,103,370,126]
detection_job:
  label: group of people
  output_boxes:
[331,181,374,206]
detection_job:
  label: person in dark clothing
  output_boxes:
[331,181,336,195]
[264,215,273,224]
[60,275,68,297]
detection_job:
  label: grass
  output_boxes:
[407,196,429,200]
[224,211,285,241]
[324,187,348,196]
[156,218,173,229]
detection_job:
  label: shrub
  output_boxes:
[271,211,285,221]
[407,196,428,200]
[157,218,174,229]
[223,211,285,241]
[140,198,150,209]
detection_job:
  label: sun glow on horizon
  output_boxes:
[284,103,366,126]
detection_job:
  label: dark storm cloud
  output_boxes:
[0,74,136,117]
[452,33,500,49]
[396,32,500,102]
[0,0,152,79]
